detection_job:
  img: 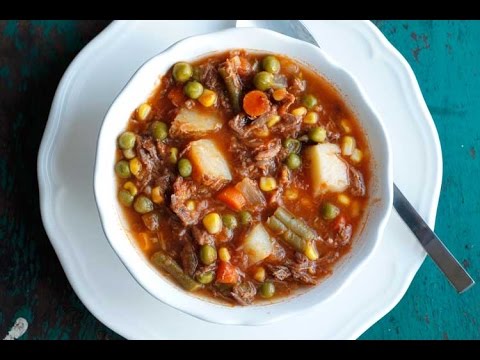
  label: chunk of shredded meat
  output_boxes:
[170,177,209,226]
[180,241,198,277]
[349,166,366,197]
[271,113,302,138]
[231,281,257,305]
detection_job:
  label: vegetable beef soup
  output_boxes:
[114,50,370,305]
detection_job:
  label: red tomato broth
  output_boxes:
[115,50,371,305]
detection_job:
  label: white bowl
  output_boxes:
[94,27,393,326]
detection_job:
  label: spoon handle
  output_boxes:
[394,184,475,293]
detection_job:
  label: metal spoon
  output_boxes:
[236,20,475,293]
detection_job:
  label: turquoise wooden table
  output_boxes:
[0,20,478,340]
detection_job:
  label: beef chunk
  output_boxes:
[349,166,366,197]
[170,177,209,226]
[231,281,257,305]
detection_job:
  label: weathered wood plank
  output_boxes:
[0,20,478,340]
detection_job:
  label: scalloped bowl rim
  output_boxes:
[93,27,393,326]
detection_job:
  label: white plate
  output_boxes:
[37,20,442,339]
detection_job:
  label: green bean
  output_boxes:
[274,207,317,241]
[266,216,307,253]
[219,65,241,113]
[151,251,202,291]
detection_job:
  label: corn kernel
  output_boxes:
[123,148,136,160]
[350,149,363,163]
[186,200,196,211]
[169,147,179,164]
[202,212,222,234]
[123,181,138,196]
[272,88,287,101]
[341,136,356,156]
[303,111,319,125]
[151,186,164,204]
[284,188,299,200]
[351,200,361,218]
[129,158,143,178]
[255,127,270,138]
[267,115,281,128]
[338,194,351,206]
[259,177,277,192]
[137,103,151,121]
[291,106,307,117]
[254,267,266,282]
[305,242,319,261]
[218,247,231,262]
[198,89,217,107]
[139,232,151,251]
[340,119,352,134]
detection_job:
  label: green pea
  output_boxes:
[133,195,154,214]
[302,94,318,109]
[196,271,215,284]
[178,158,192,177]
[308,127,327,143]
[321,202,340,220]
[262,55,281,74]
[260,282,275,299]
[118,131,136,150]
[253,71,274,91]
[184,81,204,99]
[115,160,131,178]
[118,189,134,207]
[200,245,217,265]
[172,62,193,83]
[285,153,301,170]
[169,147,179,164]
[151,121,168,140]
[282,138,301,154]
[222,214,238,230]
[239,210,253,226]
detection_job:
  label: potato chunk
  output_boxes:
[305,143,349,195]
[243,223,273,265]
[169,108,223,138]
[188,139,232,190]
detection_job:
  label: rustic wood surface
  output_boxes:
[0,20,478,340]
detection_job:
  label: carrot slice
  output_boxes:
[243,90,271,117]
[216,261,239,284]
[217,186,246,211]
